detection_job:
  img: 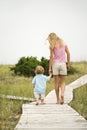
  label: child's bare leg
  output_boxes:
[35,98,39,105]
[34,93,39,105]
[41,94,45,104]
[41,99,45,104]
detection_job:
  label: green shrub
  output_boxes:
[10,57,84,77]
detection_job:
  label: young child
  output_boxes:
[32,65,52,105]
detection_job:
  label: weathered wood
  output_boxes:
[14,75,87,130]
[0,94,35,102]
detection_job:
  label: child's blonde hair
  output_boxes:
[47,32,63,49]
[35,65,44,74]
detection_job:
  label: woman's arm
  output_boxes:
[65,45,70,70]
[49,48,53,74]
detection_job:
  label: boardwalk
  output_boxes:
[14,75,87,130]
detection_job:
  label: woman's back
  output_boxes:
[53,44,67,63]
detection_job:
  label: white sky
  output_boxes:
[0,0,87,64]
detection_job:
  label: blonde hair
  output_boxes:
[47,32,63,49]
[35,65,44,74]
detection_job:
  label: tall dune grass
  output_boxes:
[69,84,87,119]
[0,62,87,130]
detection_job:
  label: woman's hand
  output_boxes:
[66,62,70,71]
[49,69,52,75]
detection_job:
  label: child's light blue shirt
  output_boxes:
[32,74,51,94]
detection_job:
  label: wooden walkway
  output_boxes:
[14,75,87,130]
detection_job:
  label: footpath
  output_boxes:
[14,75,87,130]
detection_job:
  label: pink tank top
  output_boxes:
[53,45,67,63]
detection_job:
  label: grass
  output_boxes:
[0,65,34,98]
[0,62,87,130]
[69,84,87,120]
[0,98,23,130]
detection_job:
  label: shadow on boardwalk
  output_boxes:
[14,75,87,130]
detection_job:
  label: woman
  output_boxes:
[47,32,70,104]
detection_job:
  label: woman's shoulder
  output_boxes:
[61,40,68,47]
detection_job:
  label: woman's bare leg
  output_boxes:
[60,75,66,104]
[54,75,60,104]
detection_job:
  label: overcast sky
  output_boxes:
[0,0,87,64]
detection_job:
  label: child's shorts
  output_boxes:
[52,62,67,75]
[34,92,45,100]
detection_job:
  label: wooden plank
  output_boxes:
[14,75,87,130]
[0,94,35,102]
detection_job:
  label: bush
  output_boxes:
[10,56,49,77]
[40,57,49,75]
[10,56,41,77]
[10,57,79,77]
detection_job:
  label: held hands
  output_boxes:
[49,69,52,76]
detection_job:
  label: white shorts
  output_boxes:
[52,62,67,75]
[34,92,45,100]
